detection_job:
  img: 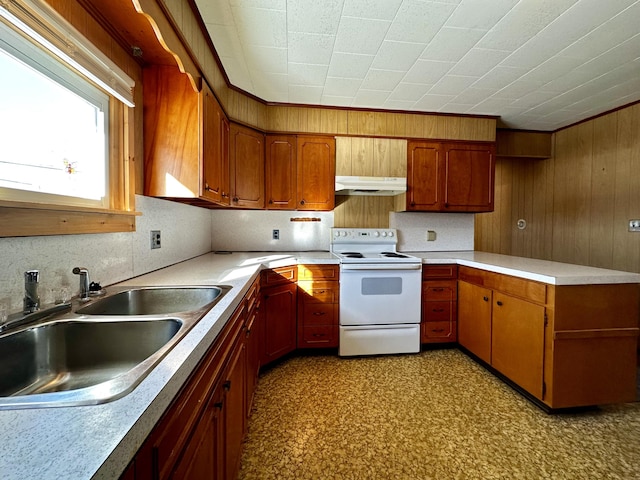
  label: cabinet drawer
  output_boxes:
[299,325,338,347]
[422,264,457,280]
[245,278,259,313]
[298,281,339,303]
[422,321,457,342]
[459,266,546,305]
[422,301,457,322]
[261,266,297,286]
[300,303,337,326]
[298,264,339,280]
[422,281,457,301]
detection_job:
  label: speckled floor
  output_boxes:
[239,349,640,480]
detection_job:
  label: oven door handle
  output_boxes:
[340,263,422,271]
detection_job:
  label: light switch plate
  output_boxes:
[629,220,640,232]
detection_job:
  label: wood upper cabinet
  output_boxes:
[229,123,265,208]
[202,87,230,205]
[406,140,495,212]
[266,135,297,209]
[444,143,494,211]
[143,65,229,206]
[297,135,335,211]
[407,141,440,210]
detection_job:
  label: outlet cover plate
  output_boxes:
[629,220,640,232]
[151,230,161,249]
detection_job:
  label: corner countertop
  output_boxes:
[1,250,638,480]
[409,251,640,285]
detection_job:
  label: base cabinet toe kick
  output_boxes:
[457,266,640,409]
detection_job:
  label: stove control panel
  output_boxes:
[331,228,397,243]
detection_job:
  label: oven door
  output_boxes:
[339,263,422,326]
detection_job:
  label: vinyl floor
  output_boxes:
[238,349,640,480]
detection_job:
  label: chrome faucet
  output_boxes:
[23,270,40,313]
[72,267,90,301]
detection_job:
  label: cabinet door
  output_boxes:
[245,297,261,417]
[491,292,545,399]
[296,135,335,211]
[202,83,229,205]
[262,282,297,364]
[407,141,441,210]
[229,123,265,208]
[443,143,494,212]
[223,335,247,480]
[457,281,492,363]
[266,135,297,209]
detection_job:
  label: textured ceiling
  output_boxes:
[193,0,640,131]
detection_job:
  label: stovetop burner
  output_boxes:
[381,251,409,258]
[343,253,364,258]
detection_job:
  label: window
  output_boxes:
[0,26,109,207]
[0,0,137,236]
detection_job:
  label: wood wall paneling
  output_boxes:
[476,104,640,274]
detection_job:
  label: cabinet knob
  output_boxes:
[213,401,223,409]
[410,201,416,207]
[232,197,239,203]
[223,380,231,391]
[312,311,326,316]
[300,199,305,205]
[222,192,229,198]
[496,301,503,306]
[269,199,273,204]
[483,296,489,302]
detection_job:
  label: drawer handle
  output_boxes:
[432,308,445,313]
[312,312,326,316]
[213,401,223,409]
[483,296,489,302]
[432,288,444,292]
[314,290,326,294]
[312,333,326,337]
[496,301,503,306]
[432,328,445,333]
[223,380,231,391]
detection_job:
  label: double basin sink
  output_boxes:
[0,286,230,409]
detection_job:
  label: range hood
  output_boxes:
[335,176,406,196]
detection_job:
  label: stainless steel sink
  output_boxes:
[0,285,231,409]
[76,286,227,315]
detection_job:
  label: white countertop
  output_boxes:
[1,250,638,480]
[410,251,640,285]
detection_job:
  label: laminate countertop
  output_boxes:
[1,250,638,480]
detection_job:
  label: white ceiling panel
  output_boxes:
[327,53,375,78]
[194,0,640,130]
[286,0,344,35]
[371,41,427,71]
[341,0,403,20]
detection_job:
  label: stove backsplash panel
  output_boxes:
[390,212,474,252]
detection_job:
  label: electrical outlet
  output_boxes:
[426,230,436,241]
[272,229,280,240]
[629,220,640,232]
[151,230,161,249]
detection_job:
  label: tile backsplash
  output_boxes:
[390,212,474,251]
[210,210,334,252]
[0,196,212,313]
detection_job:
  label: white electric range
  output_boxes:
[330,228,422,356]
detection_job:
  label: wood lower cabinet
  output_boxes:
[458,266,639,408]
[124,282,260,480]
[245,277,261,417]
[421,265,457,344]
[457,281,492,363]
[406,141,494,212]
[297,264,339,348]
[229,123,265,208]
[261,266,298,365]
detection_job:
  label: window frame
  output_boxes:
[0,0,138,237]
